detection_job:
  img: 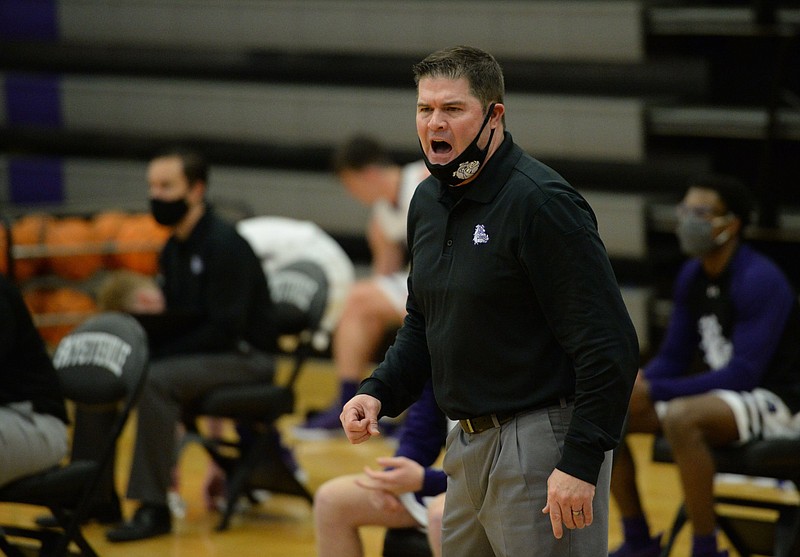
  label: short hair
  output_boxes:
[412,45,505,114]
[687,173,756,228]
[331,135,394,174]
[151,146,208,187]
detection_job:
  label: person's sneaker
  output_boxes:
[609,534,662,557]
[167,490,187,519]
[292,406,345,440]
[106,504,171,543]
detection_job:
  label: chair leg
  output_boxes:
[214,428,279,532]
[216,464,247,532]
[8,506,98,557]
[46,525,98,557]
[215,426,312,531]
[660,504,688,557]
[774,506,800,557]
[0,528,27,557]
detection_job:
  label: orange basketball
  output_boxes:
[91,210,129,267]
[10,213,54,282]
[28,287,97,347]
[46,216,104,281]
[112,213,170,275]
[22,287,49,315]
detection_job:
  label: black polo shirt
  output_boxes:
[156,207,277,358]
[361,133,639,484]
[0,273,68,423]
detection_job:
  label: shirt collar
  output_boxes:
[175,204,213,247]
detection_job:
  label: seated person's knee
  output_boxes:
[660,397,698,438]
[313,477,349,520]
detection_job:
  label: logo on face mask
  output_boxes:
[455,161,481,181]
[421,103,497,187]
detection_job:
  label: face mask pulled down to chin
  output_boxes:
[150,197,190,226]
[676,213,733,257]
[421,103,496,186]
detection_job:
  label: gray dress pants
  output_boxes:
[441,401,613,557]
[0,402,68,487]
[126,350,274,506]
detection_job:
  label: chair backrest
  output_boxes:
[263,257,334,388]
[269,259,329,337]
[237,216,355,340]
[0,313,149,557]
[51,311,149,410]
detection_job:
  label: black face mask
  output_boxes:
[421,103,497,186]
[150,197,189,226]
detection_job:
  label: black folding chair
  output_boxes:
[383,527,433,557]
[0,312,149,557]
[652,435,800,557]
[183,258,330,531]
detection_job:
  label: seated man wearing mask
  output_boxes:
[609,174,800,557]
[96,147,282,542]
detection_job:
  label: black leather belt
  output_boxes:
[459,412,515,434]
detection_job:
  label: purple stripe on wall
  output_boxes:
[4,72,62,127]
[9,157,64,204]
[0,0,58,41]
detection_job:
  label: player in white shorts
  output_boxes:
[610,175,800,557]
[655,388,800,445]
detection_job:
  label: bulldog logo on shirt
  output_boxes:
[191,254,204,275]
[473,224,489,245]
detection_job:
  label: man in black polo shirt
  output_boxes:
[341,46,639,556]
[104,148,279,542]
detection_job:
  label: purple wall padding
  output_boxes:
[4,73,62,127]
[0,0,58,41]
[9,157,65,204]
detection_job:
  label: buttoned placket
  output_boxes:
[441,198,467,258]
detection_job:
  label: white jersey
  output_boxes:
[236,216,355,344]
[371,160,428,245]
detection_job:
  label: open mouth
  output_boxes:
[431,140,453,155]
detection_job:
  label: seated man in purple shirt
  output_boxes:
[610,174,800,557]
[314,380,448,557]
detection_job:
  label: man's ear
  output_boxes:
[730,216,743,237]
[490,103,505,127]
[188,181,207,203]
[363,165,385,183]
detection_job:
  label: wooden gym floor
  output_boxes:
[2,356,793,557]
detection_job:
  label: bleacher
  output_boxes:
[1,0,799,353]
